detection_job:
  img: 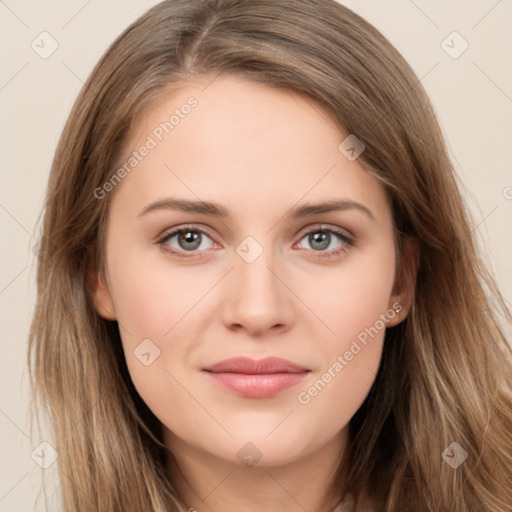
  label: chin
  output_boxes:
[205,429,320,468]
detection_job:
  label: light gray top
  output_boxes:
[331,492,354,512]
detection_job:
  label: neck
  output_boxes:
[164,427,348,512]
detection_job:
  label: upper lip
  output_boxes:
[202,356,310,374]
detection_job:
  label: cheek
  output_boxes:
[305,244,396,347]
[293,335,382,456]
[294,244,395,412]
[294,271,393,443]
[105,246,213,408]
[106,244,204,340]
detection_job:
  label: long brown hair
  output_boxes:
[28,1,512,510]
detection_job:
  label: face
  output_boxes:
[92,75,411,469]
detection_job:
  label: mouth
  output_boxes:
[202,356,311,398]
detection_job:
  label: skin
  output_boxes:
[91,75,415,512]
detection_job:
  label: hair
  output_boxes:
[28,0,512,511]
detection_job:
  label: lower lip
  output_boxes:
[204,371,309,398]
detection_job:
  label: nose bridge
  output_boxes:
[235,234,280,305]
[223,233,293,333]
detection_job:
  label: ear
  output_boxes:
[86,266,117,321]
[386,237,418,327]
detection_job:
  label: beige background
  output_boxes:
[1,0,511,510]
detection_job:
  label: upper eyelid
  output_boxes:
[159,225,216,242]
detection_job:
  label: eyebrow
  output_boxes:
[138,197,375,221]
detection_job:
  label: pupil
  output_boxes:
[179,231,201,251]
[311,231,330,250]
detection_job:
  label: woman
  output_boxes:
[28,0,512,510]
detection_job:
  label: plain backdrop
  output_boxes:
[1,1,511,510]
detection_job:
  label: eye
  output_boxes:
[156,226,216,258]
[296,226,354,258]
[156,224,354,260]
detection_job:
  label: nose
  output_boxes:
[221,245,295,337]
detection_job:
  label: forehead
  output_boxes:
[109,75,390,224]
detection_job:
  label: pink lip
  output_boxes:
[202,357,310,398]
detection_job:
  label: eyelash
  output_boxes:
[156,225,354,260]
